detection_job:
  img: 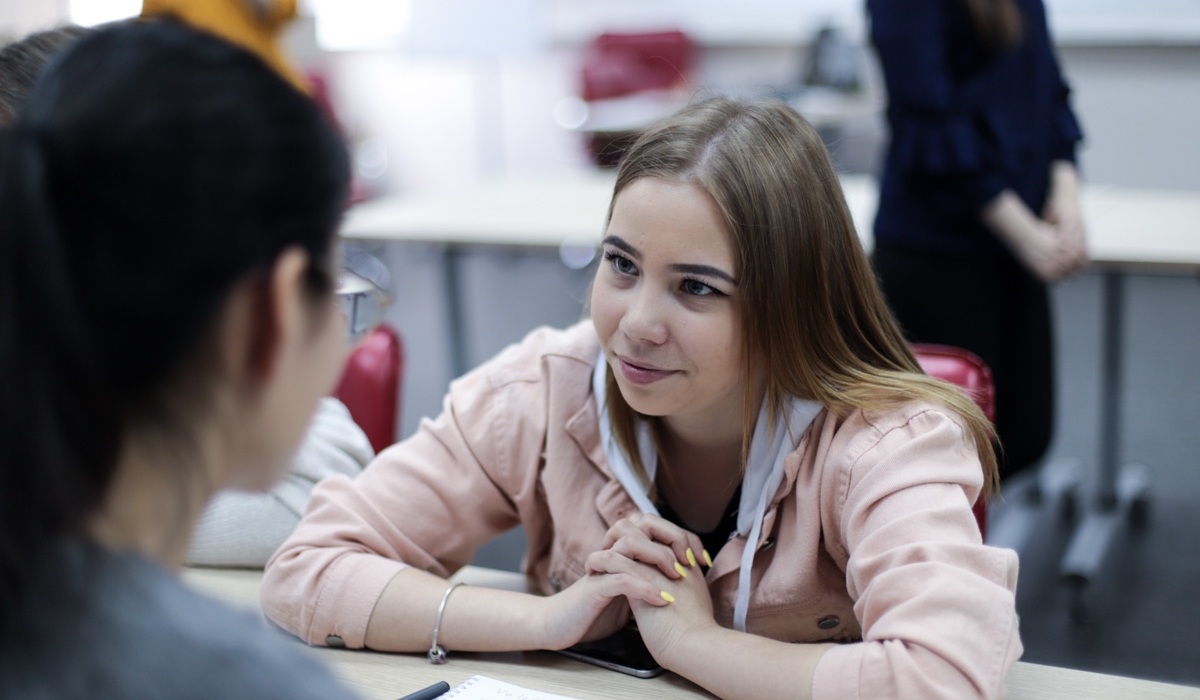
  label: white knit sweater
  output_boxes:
[186,397,374,567]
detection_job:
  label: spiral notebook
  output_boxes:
[437,675,581,700]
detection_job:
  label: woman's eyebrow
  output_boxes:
[602,235,640,259]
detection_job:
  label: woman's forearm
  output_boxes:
[664,624,833,700]
[981,189,1042,252]
[363,568,550,652]
[1049,159,1079,200]
[981,189,1076,281]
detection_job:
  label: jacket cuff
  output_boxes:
[812,643,862,700]
[307,552,409,649]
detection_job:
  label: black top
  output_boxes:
[658,483,742,559]
[0,541,359,700]
[868,0,1083,258]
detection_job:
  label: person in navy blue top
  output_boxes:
[867,0,1086,481]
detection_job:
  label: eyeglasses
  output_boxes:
[336,268,388,345]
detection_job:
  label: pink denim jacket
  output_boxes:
[262,322,1022,700]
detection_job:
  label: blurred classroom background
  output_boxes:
[5,0,1199,689]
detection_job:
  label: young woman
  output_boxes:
[0,21,358,698]
[867,0,1087,480]
[263,97,1022,700]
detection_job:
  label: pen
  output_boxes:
[396,680,450,700]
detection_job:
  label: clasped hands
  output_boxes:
[539,512,719,671]
[983,165,1089,284]
[1030,186,1089,282]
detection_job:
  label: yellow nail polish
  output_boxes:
[685,548,697,568]
[660,591,676,603]
[702,549,714,567]
[674,561,688,578]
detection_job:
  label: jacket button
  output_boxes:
[549,576,562,592]
[760,537,776,551]
[325,635,347,648]
[817,616,840,630]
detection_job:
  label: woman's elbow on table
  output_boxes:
[813,632,1021,700]
[260,542,330,644]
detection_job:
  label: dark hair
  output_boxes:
[957,0,1023,50]
[0,21,349,616]
[0,25,91,122]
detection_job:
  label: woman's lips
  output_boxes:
[617,356,677,386]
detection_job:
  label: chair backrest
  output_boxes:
[333,325,404,455]
[580,30,693,102]
[910,343,995,539]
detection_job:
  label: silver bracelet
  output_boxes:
[428,582,466,664]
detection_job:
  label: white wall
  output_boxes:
[324,48,590,197]
[322,34,1200,201]
[9,2,1196,193]
[549,0,1200,46]
[0,0,67,39]
[1060,45,1200,191]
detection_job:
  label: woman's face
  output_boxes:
[591,177,750,429]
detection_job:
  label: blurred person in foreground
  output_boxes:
[0,23,375,568]
[0,20,361,697]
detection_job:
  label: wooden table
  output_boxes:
[183,566,1200,700]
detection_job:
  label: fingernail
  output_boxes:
[702,549,713,567]
[685,548,697,568]
[660,591,675,603]
[674,561,688,578]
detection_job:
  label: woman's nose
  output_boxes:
[618,289,669,345]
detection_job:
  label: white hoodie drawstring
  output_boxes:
[593,351,822,632]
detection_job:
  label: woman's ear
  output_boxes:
[222,247,312,388]
[256,246,312,381]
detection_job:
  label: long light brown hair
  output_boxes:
[602,96,999,499]
[958,0,1023,50]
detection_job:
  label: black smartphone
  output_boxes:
[557,625,665,678]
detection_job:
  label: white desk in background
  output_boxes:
[340,172,1200,613]
[183,566,1200,700]
[342,171,617,377]
[340,172,1198,264]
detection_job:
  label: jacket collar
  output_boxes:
[565,377,639,530]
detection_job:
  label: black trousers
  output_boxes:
[872,243,1054,481]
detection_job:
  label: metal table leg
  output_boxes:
[1059,269,1152,619]
[442,244,468,379]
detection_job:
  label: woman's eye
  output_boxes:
[605,251,637,275]
[682,279,717,296]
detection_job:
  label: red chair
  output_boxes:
[579,30,694,167]
[910,343,995,540]
[333,325,404,455]
[581,31,693,102]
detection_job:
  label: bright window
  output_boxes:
[307,0,412,51]
[69,0,141,27]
